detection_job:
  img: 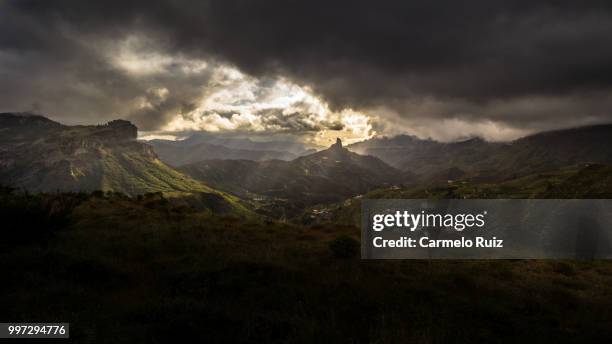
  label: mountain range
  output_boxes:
[0,113,398,216]
[348,124,612,182]
[177,124,612,214]
[3,112,612,219]
[178,138,401,216]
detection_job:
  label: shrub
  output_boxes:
[329,235,360,259]
[92,190,105,198]
[0,189,84,245]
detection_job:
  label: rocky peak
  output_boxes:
[331,138,343,150]
[95,119,137,141]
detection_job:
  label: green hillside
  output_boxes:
[98,148,215,195]
[305,163,612,226]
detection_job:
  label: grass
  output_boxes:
[100,150,212,194]
[97,150,252,216]
[2,189,612,343]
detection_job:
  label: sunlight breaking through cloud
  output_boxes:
[161,65,376,145]
[100,35,376,145]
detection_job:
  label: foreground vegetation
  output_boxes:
[2,188,612,343]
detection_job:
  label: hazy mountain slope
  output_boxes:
[0,113,224,197]
[349,135,499,171]
[486,124,612,178]
[179,132,322,154]
[149,140,297,166]
[148,132,322,166]
[348,124,612,181]
[180,139,402,206]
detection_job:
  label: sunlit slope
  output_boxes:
[98,148,217,195]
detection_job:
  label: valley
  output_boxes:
[2,112,612,343]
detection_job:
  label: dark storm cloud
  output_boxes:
[0,0,216,129]
[3,0,612,138]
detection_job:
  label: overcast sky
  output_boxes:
[3,0,612,144]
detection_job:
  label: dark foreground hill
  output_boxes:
[2,187,612,343]
[179,139,404,210]
[349,124,612,181]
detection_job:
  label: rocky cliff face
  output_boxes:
[53,118,155,158]
[331,137,343,149]
[0,113,186,194]
[94,119,138,141]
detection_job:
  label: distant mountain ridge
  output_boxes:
[148,132,319,166]
[180,133,320,154]
[149,139,299,166]
[348,124,612,181]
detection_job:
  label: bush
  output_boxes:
[0,188,85,245]
[92,190,105,198]
[329,235,360,259]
